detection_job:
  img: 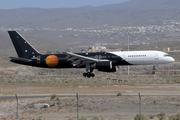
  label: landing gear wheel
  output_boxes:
[87,72,91,78]
[83,72,95,78]
[91,73,95,77]
[152,71,155,74]
[83,73,87,77]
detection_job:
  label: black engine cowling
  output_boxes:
[98,66,117,72]
[92,61,117,72]
[96,61,112,69]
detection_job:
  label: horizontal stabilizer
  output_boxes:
[9,57,32,64]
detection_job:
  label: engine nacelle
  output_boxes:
[98,66,117,72]
[95,61,112,69]
[92,61,117,72]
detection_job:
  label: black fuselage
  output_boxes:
[11,52,129,68]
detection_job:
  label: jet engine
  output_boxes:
[91,61,117,72]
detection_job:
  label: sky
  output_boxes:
[0,0,129,9]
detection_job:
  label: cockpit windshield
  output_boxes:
[164,54,170,57]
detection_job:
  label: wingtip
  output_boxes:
[63,51,70,54]
[62,51,67,53]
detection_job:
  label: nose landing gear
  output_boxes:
[152,65,157,74]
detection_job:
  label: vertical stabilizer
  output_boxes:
[8,31,40,59]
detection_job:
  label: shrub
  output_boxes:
[79,116,87,120]
[167,112,180,120]
[153,100,156,105]
[176,112,180,120]
[117,92,122,96]
[51,94,57,100]
[157,112,165,120]
[57,100,61,105]
[169,115,176,120]
[134,113,147,120]
[56,97,60,101]
[149,115,154,119]
[36,117,42,120]
[93,116,99,120]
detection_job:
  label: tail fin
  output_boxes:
[8,31,40,59]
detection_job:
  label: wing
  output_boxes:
[63,52,108,67]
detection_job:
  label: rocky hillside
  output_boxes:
[0,0,180,28]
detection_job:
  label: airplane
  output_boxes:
[8,31,175,78]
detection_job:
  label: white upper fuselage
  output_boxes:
[110,50,175,65]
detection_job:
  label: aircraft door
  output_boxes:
[121,53,126,60]
[155,53,159,60]
[37,56,41,64]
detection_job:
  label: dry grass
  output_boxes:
[0,74,180,87]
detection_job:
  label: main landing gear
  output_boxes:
[83,64,95,78]
[83,72,95,78]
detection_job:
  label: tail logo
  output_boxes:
[45,55,58,67]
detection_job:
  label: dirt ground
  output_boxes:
[1,85,180,120]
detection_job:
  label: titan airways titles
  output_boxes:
[8,31,175,78]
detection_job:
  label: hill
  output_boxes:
[0,0,180,55]
[0,0,180,28]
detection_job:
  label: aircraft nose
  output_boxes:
[170,57,175,62]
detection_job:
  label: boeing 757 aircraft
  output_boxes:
[8,31,175,78]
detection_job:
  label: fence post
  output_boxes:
[76,93,79,120]
[15,94,18,120]
[138,93,141,120]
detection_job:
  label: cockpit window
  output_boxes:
[164,54,170,57]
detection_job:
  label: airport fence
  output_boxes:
[2,94,180,120]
